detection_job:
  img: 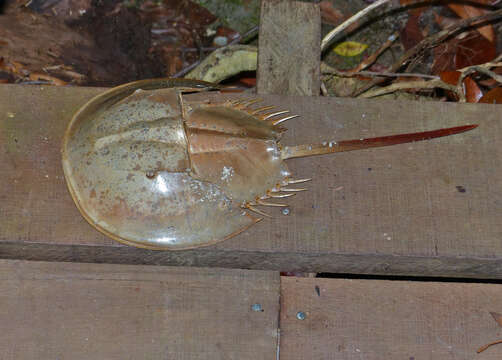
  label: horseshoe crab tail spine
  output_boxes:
[281,125,478,160]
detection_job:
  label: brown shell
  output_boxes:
[62,79,477,250]
[62,79,294,250]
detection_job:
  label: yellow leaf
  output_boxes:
[333,41,368,57]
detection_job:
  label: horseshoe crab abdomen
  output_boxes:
[184,103,291,204]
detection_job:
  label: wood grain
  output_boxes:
[257,0,321,96]
[1,84,501,278]
[280,276,502,359]
[0,259,279,359]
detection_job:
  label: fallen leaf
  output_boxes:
[447,2,495,42]
[434,12,458,29]
[455,33,496,69]
[320,1,344,25]
[479,87,502,104]
[216,26,240,41]
[439,70,461,85]
[439,71,482,103]
[400,12,423,51]
[478,67,502,87]
[432,40,458,74]
[463,76,483,103]
[432,32,496,74]
[333,41,368,57]
[238,77,256,87]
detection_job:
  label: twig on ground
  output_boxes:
[172,58,202,78]
[238,25,259,44]
[353,7,502,96]
[477,339,502,353]
[359,79,460,99]
[458,62,502,83]
[356,61,502,101]
[456,62,502,99]
[321,63,438,79]
[352,32,399,73]
[321,0,392,51]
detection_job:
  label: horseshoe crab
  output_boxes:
[61,78,476,250]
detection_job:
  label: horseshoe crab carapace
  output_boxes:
[61,78,477,250]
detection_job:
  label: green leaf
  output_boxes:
[333,41,368,57]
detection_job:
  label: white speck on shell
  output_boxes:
[221,166,234,182]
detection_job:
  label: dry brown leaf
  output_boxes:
[400,12,423,51]
[432,32,496,74]
[447,3,495,42]
[439,70,482,103]
[455,33,496,69]
[464,76,483,103]
[480,87,502,104]
[320,1,344,25]
[439,70,461,85]
[478,66,502,87]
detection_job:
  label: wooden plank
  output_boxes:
[280,276,502,359]
[0,259,279,359]
[1,84,502,278]
[257,0,321,96]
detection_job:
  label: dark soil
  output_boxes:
[0,0,216,86]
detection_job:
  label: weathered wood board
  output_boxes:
[1,84,501,277]
[257,0,321,96]
[280,277,502,359]
[0,259,279,359]
[4,259,502,359]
